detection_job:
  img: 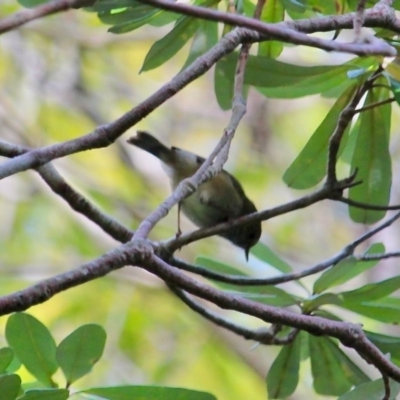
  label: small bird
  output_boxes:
[127,131,262,259]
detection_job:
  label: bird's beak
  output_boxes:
[245,247,250,261]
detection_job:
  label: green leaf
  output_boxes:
[283,84,356,189]
[266,335,301,399]
[5,313,57,387]
[98,4,156,23]
[349,83,392,223]
[80,386,217,400]
[148,11,180,27]
[340,116,360,164]
[341,275,400,303]
[312,309,343,321]
[338,378,400,400]
[141,16,200,72]
[0,374,21,400]
[220,285,298,307]
[195,256,248,276]
[57,324,106,385]
[309,336,370,396]
[17,0,48,8]
[218,54,378,98]
[196,255,298,306]
[313,243,385,294]
[17,389,69,400]
[388,76,400,105]
[101,8,162,34]
[94,0,179,31]
[182,19,218,70]
[365,331,400,363]
[0,348,14,373]
[258,0,284,58]
[340,297,400,323]
[281,0,306,12]
[251,242,292,273]
[303,293,342,312]
[214,60,234,110]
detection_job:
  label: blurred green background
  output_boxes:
[1,1,400,399]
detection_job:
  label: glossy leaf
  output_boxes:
[57,324,106,385]
[340,117,360,164]
[0,348,14,373]
[266,335,301,399]
[0,374,21,400]
[283,85,356,189]
[141,16,200,72]
[214,59,234,110]
[94,0,179,30]
[94,0,144,11]
[218,54,378,98]
[81,386,217,399]
[182,20,218,70]
[349,84,392,223]
[251,242,292,273]
[195,256,248,276]
[385,58,400,82]
[338,378,400,400]
[17,0,48,7]
[365,331,400,364]
[303,293,342,312]
[313,243,385,294]
[341,275,400,303]
[258,0,284,58]
[100,8,161,34]
[5,313,57,387]
[388,76,400,105]
[309,336,370,396]
[341,297,400,323]
[220,285,298,307]
[312,309,343,321]
[17,389,69,400]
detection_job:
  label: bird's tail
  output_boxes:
[127,131,171,161]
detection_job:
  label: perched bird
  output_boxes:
[127,131,261,259]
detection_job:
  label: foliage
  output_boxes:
[1,0,400,399]
[1,313,216,400]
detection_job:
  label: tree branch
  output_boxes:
[168,284,296,345]
[165,176,357,252]
[0,0,94,35]
[0,140,134,243]
[170,210,400,285]
[138,0,396,56]
[145,254,400,381]
[0,28,258,181]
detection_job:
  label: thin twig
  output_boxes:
[354,0,367,40]
[0,140,134,243]
[354,96,395,114]
[338,196,400,211]
[133,130,234,239]
[170,211,400,285]
[134,0,264,240]
[144,254,400,381]
[168,284,295,344]
[381,372,391,400]
[326,67,383,185]
[357,251,400,261]
[0,0,94,35]
[138,0,396,56]
[165,176,357,252]
[0,28,256,181]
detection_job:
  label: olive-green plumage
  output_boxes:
[127,131,261,259]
